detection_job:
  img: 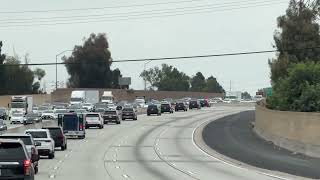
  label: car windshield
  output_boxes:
[123,108,133,112]
[11,103,25,108]
[26,113,38,117]
[0,143,25,160]
[26,131,47,138]
[44,110,53,113]
[12,113,23,117]
[104,111,116,115]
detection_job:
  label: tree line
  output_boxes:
[267,0,320,112]
[140,64,225,93]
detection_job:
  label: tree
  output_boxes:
[241,91,252,100]
[64,33,121,88]
[270,0,320,83]
[190,72,206,92]
[267,62,320,112]
[34,68,46,81]
[205,76,225,93]
[140,64,190,91]
[0,41,6,93]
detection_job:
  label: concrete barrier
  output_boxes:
[0,94,51,107]
[254,104,320,158]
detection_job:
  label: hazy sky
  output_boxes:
[0,0,288,95]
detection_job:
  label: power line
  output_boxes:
[0,1,287,28]
[0,0,283,23]
[1,46,319,67]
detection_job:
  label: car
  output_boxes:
[0,133,40,174]
[199,99,210,107]
[25,129,55,159]
[85,113,104,129]
[10,112,24,124]
[42,126,67,150]
[75,109,87,114]
[0,139,35,180]
[175,102,188,111]
[54,105,65,110]
[189,100,201,109]
[82,103,94,111]
[147,104,161,116]
[54,109,68,116]
[37,106,50,116]
[122,107,137,120]
[41,110,56,119]
[23,113,41,125]
[0,119,7,131]
[103,110,121,124]
[0,107,8,120]
[161,102,174,113]
[32,106,38,114]
[95,108,106,116]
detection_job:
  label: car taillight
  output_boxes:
[79,123,83,130]
[58,134,64,139]
[23,159,31,176]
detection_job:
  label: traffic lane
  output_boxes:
[105,107,276,180]
[42,115,152,180]
[202,111,320,179]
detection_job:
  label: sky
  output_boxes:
[0,0,289,95]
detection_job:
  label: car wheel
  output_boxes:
[61,145,65,151]
[122,118,125,121]
[34,165,38,174]
[48,152,55,159]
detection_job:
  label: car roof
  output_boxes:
[25,129,48,132]
[0,138,24,143]
[0,133,31,137]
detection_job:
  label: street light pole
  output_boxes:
[55,50,72,90]
[143,60,152,91]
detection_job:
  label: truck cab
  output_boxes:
[101,91,114,103]
[58,113,86,139]
[70,91,85,105]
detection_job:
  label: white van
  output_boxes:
[85,113,104,129]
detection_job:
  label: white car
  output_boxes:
[41,110,56,119]
[10,112,24,124]
[82,103,94,111]
[25,129,55,159]
[85,113,104,129]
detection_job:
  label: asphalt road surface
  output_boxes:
[4,104,288,180]
[202,111,320,179]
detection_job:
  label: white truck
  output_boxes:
[9,96,33,119]
[70,91,86,105]
[101,91,114,104]
[85,90,99,104]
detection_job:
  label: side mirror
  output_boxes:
[35,142,41,146]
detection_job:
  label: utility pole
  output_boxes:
[143,60,152,91]
[229,80,232,92]
[55,50,72,90]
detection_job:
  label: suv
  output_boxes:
[189,100,201,109]
[147,104,161,116]
[85,113,104,129]
[0,134,40,174]
[160,103,173,114]
[175,102,188,111]
[0,139,35,180]
[25,129,55,159]
[122,107,137,120]
[42,127,67,151]
[103,110,121,124]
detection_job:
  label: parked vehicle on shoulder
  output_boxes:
[25,129,55,159]
[122,107,137,120]
[0,139,35,180]
[175,102,188,111]
[10,112,24,124]
[147,104,161,116]
[85,113,104,129]
[58,113,86,139]
[103,110,121,124]
[23,113,41,125]
[42,126,67,150]
[189,100,201,110]
[161,102,174,113]
[0,133,40,174]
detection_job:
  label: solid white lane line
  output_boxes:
[187,171,195,175]
[115,166,120,169]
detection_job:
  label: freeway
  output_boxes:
[4,104,286,180]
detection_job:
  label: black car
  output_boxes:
[122,107,137,120]
[147,104,161,116]
[175,102,188,111]
[161,103,173,113]
[189,100,201,109]
[23,113,41,125]
[42,126,67,150]
[0,134,40,174]
[103,110,121,124]
[0,139,35,180]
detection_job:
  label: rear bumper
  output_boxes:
[122,115,135,119]
[0,175,33,180]
[38,149,51,155]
